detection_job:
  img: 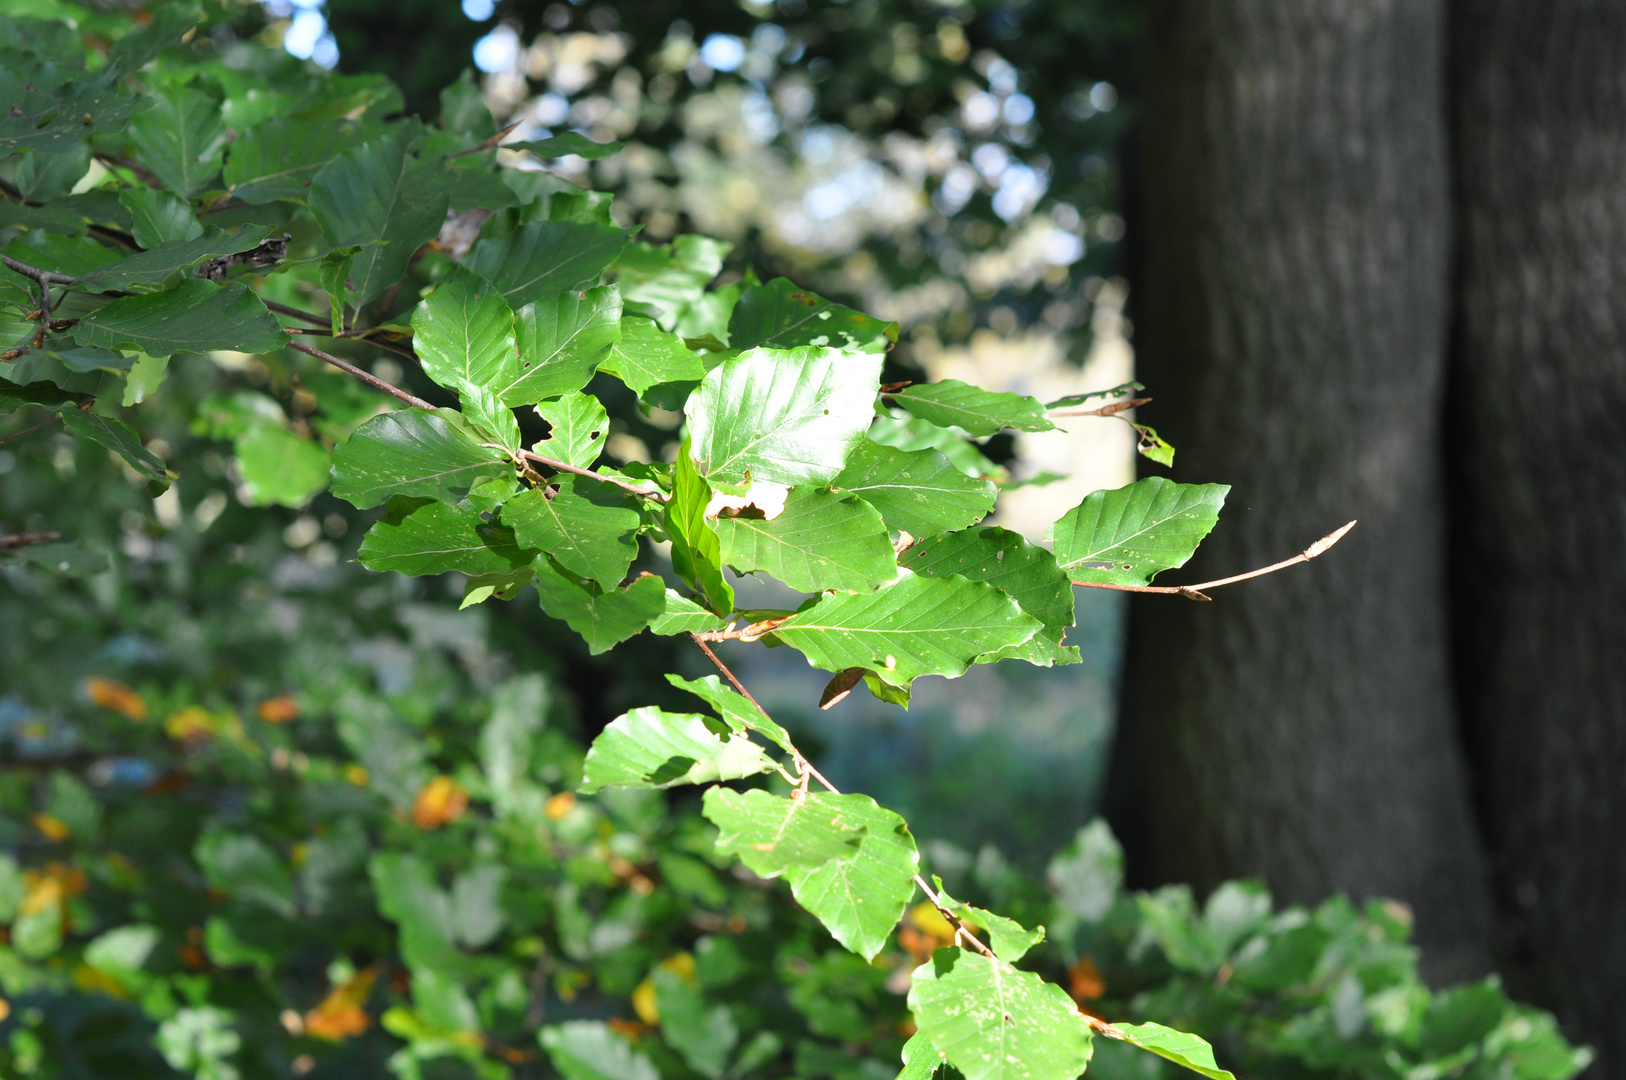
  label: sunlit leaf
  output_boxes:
[498,286,622,405]
[1111,1024,1236,1080]
[728,277,897,353]
[465,220,627,309]
[412,264,517,393]
[331,407,510,508]
[1049,477,1228,585]
[359,500,529,577]
[832,440,996,538]
[580,707,773,793]
[714,486,896,594]
[504,476,639,588]
[888,379,1054,436]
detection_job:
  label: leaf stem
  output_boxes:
[1047,397,1151,419]
[1072,521,1356,600]
[446,120,523,161]
[285,340,435,410]
[0,531,61,549]
[519,449,668,502]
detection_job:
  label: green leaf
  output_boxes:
[540,1022,659,1080]
[235,422,330,507]
[648,590,729,636]
[128,85,228,198]
[331,407,510,508]
[900,528,1077,667]
[596,315,702,396]
[511,132,626,159]
[533,391,609,468]
[898,1033,945,1080]
[579,707,773,794]
[666,673,795,753]
[195,829,295,917]
[782,797,919,960]
[665,444,733,614]
[498,285,622,405]
[1048,477,1229,585]
[72,279,288,355]
[1046,382,1144,409]
[76,225,276,292]
[612,235,733,339]
[654,968,738,1080]
[728,277,898,352]
[59,409,167,484]
[1131,423,1176,467]
[119,187,202,249]
[309,122,450,305]
[533,559,666,654]
[504,476,639,588]
[104,2,200,77]
[461,565,535,608]
[1110,1024,1235,1080]
[888,380,1054,436]
[687,346,883,491]
[832,440,996,538]
[1046,821,1123,922]
[222,117,367,203]
[359,500,529,576]
[459,379,523,453]
[0,79,138,155]
[715,486,896,594]
[371,852,460,974]
[465,220,627,309]
[772,571,1043,689]
[412,264,516,393]
[318,246,356,335]
[908,949,1094,1080]
[702,789,865,877]
[934,885,1045,962]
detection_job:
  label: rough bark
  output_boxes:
[1448,3,1626,1067]
[1120,0,1492,981]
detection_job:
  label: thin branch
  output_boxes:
[1072,520,1357,600]
[0,414,63,444]
[447,120,524,161]
[263,300,330,327]
[1,255,77,287]
[285,341,434,410]
[1048,397,1151,419]
[519,449,668,502]
[0,531,61,549]
[267,300,423,362]
[686,632,998,960]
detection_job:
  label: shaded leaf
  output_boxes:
[654,968,738,1080]
[728,277,897,352]
[832,440,996,538]
[908,949,1094,1080]
[772,571,1042,689]
[499,285,622,405]
[77,225,275,292]
[889,379,1054,436]
[0,79,138,155]
[119,187,202,249]
[580,707,772,794]
[1048,477,1228,585]
[511,132,626,159]
[59,409,166,484]
[715,486,896,594]
[465,220,626,309]
[72,279,288,355]
[308,122,449,305]
[533,559,666,654]
[504,476,639,588]
[687,346,882,492]
[359,500,529,577]
[331,407,510,508]
[128,85,227,198]
[223,117,367,203]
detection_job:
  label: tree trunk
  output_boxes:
[1448,3,1626,1066]
[1119,0,1493,981]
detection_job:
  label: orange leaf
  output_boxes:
[257,695,300,723]
[1068,956,1105,1002]
[31,813,69,842]
[544,791,577,820]
[85,677,147,720]
[411,776,468,830]
[305,968,376,1042]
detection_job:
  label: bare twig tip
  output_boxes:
[1305,520,1357,559]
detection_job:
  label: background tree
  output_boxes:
[1449,2,1626,1071]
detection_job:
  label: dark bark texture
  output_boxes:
[1122,0,1493,981]
[1449,2,1626,1068]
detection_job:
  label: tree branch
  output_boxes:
[447,120,524,161]
[0,531,61,549]
[0,414,63,444]
[1,255,77,287]
[518,449,668,502]
[285,340,435,410]
[1072,520,1356,600]
[1048,397,1151,419]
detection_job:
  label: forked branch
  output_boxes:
[1073,520,1356,600]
